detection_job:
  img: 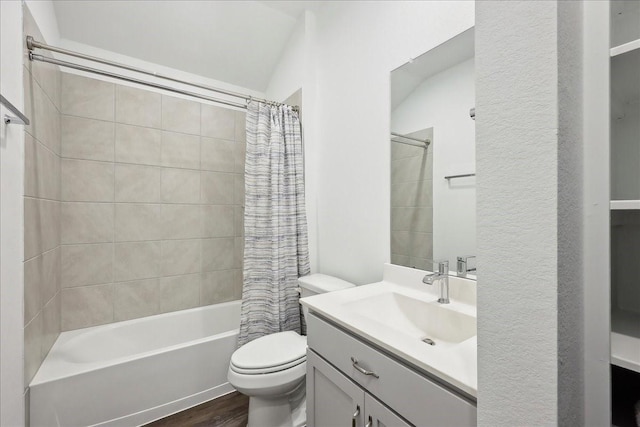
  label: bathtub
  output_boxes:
[29,301,241,427]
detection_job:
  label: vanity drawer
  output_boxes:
[307,314,477,427]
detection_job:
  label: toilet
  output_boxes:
[227,274,355,427]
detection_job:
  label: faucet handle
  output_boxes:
[456,255,476,277]
[437,260,449,275]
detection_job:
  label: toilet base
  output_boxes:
[246,381,306,427]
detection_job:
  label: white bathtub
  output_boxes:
[29,301,241,427]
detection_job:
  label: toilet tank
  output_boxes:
[298,274,355,298]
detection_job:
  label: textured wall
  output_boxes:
[476,1,559,425]
[58,72,245,331]
[557,1,584,425]
[23,6,63,387]
[476,1,584,425]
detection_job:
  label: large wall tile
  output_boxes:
[391,155,432,184]
[61,202,113,244]
[24,255,43,325]
[234,174,244,205]
[235,206,244,237]
[161,131,200,169]
[159,274,200,313]
[61,73,115,121]
[201,137,234,172]
[200,172,234,204]
[116,85,161,128]
[202,238,234,271]
[201,270,238,305]
[61,115,115,162]
[24,313,43,385]
[32,79,60,155]
[201,104,235,140]
[23,66,35,138]
[234,110,246,143]
[61,284,114,331]
[234,237,243,268]
[61,159,114,202]
[61,243,113,288]
[162,205,201,240]
[391,207,433,233]
[390,181,433,208]
[30,55,61,112]
[40,247,60,304]
[41,293,61,358]
[115,164,161,203]
[115,124,162,166]
[114,204,162,242]
[202,205,235,237]
[234,142,246,173]
[114,241,161,282]
[55,73,249,329]
[25,133,60,201]
[162,96,200,135]
[114,279,159,321]
[161,168,200,204]
[25,198,60,259]
[161,239,201,276]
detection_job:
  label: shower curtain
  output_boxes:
[237,102,310,347]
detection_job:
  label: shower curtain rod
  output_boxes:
[390,132,430,149]
[26,36,297,111]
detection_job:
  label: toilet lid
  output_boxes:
[231,331,307,372]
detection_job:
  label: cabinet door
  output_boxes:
[365,394,413,427]
[307,349,365,427]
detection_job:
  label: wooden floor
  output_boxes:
[145,392,249,427]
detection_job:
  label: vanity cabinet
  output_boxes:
[307,350,411,427]
[306,314,476,427]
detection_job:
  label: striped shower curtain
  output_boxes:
[237,102,310,347]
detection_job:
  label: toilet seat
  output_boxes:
[230,331,307,374]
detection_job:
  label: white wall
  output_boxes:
[391,58,475,269]
[476,1,584,425]
[313,1,475,285]
[265,11,319,273]
[0,1,25,425]
[24,0,60,45]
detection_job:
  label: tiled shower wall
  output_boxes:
[390,129,433,270]
[23,8,62,385]
[58,72,246,331]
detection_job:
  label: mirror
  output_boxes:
[390,27,476,277]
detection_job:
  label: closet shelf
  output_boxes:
[610,200,640,210]
[611,310,640,374]
[611,38,640,57]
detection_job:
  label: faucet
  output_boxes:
[422,260,449,304]
[456,255,476,278]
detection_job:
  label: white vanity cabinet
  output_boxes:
[307,350,411,427]
[306,314,477,427]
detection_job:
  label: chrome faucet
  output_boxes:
[456,255,476,278]
[422,260,449,304]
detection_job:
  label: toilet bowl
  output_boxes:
[227,274,355,427]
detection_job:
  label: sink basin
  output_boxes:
[342,292,476,345]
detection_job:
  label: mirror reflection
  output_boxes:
[390,27,476,277]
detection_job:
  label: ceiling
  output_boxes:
[52,1,319,92]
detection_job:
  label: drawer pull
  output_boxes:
[352,405,360,427]
[351,357,379,379]
[365,415,373,427]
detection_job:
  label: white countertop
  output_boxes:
[301,263,478,397]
